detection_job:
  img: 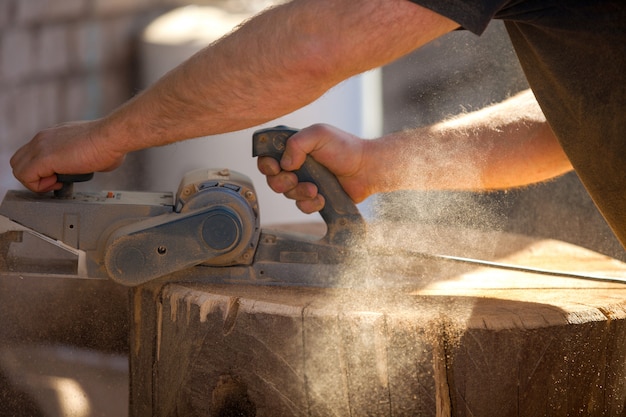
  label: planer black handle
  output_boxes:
[252,126,365,246]
[54,173,94,199]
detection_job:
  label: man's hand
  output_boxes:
[257,124,373,214]
[10,120,126,193]
[257,91,573,215]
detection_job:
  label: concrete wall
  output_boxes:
[0,0,252,193]
[0,0,180,192]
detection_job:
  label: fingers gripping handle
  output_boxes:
[252,126,365,246]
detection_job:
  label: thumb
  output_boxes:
[280,124,328,171]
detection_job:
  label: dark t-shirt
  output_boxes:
[409,0,626,248]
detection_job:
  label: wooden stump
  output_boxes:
[129,224,626,417]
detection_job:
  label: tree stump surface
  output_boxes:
[130,223,626,417]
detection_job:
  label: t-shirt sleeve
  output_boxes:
[406,0,511,35]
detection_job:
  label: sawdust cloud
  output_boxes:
[290,23,530,412]
[361,19,529,272]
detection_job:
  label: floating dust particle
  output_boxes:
[297,284,474,414]
[364,120,510,258]
[422,311,469,361]
[268,187,498,411]
[360,188,513,285]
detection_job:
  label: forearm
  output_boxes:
[364,89,573,193]
[100,0,458,153]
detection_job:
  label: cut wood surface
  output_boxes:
[130,222,626,417]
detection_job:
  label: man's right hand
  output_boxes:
[10,120,126,193]
[256,124,374,214]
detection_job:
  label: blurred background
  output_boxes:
[0,0,624,415]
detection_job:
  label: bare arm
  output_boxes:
[11,0,459,192]
[260,90,573,213]
[368,89,572,193]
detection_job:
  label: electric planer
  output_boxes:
[0,126,367,287]
[1,126,622,287]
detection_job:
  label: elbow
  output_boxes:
[273,3,357,90]
[281,31,350,91]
